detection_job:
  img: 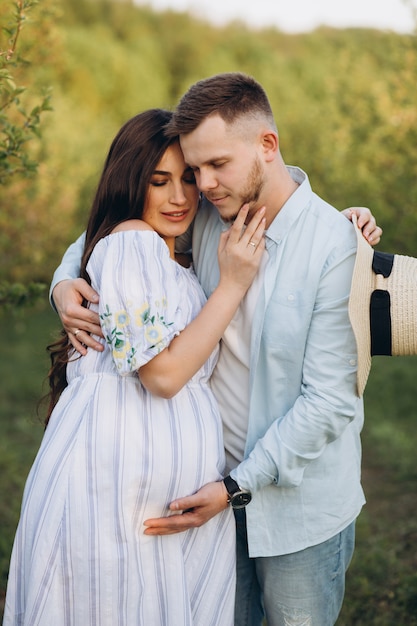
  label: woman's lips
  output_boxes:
[162,210,191,221]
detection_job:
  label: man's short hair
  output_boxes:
[166,72,276,137]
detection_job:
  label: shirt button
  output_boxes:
[349,359,356,366]
[288,294,295,301]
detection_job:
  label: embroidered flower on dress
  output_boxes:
[134,303,150,327]
[100,300,174,371]
[114,310,130,328]
[145,324,164,346]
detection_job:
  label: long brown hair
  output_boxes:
[45,109,177,425]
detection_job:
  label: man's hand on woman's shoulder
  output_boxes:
[53,278,103,354]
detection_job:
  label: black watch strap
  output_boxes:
[223,475,240,499]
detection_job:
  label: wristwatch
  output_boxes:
[223,475,252,509]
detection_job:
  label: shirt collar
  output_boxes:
[265,166,312,246]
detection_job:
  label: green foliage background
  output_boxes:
[1,0,417,623]
[1,0,417,286]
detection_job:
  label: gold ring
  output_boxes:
[249,241,256,247]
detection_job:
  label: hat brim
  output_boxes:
[348,215,374,397]
[349,215,417,397]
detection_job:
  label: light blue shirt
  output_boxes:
[190,167,365,557]
[50,167,365,557]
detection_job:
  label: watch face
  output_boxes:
[231,491,252,509]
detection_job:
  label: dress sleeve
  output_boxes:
[97,231,184,374]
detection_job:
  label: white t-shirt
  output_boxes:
[210,252,268,473]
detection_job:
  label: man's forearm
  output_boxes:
[49,232,86,308]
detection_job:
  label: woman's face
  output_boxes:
[142,142,199,242]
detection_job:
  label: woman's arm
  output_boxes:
[139,205,265,398]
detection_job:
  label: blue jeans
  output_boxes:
[234,509,355,626]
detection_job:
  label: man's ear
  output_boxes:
[261,130,279,162]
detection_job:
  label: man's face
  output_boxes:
[180,114,265,223]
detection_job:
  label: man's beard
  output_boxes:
[225,156,264,223]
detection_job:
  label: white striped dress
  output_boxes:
[3,231,235,626]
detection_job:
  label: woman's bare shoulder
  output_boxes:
[111,219,154,234]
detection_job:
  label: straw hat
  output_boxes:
[348,214,417,397]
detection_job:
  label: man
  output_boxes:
[51,73,382,625]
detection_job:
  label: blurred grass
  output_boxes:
[1,307,417,623]
[339,355,417,625]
